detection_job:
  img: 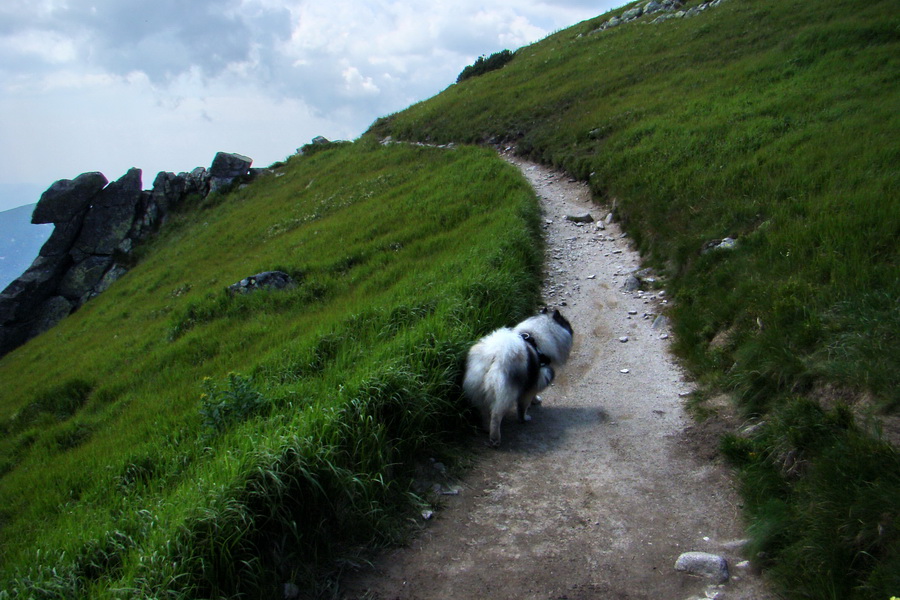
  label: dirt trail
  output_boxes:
[340,156,773,600]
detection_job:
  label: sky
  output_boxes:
[0,0,625,212]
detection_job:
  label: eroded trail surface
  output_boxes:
[341,156,773,600]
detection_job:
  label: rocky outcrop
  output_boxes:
[0,152,255,357]
[582,0,730,35]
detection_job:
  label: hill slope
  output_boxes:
[0,0,898,598]
[373,0,900,409]
[0,142,545,597]
[369,0,900,597]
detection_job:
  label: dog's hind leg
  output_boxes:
[488,408,504,447]
[517,391,535,423]
[479,407,492,433]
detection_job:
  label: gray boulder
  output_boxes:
[702,237,738,254]
[622,6,643,20]
[0,255,70,319]
[32,172,107,225]
[675,551,730,583]
[58,256,114,302]
[228,271,295,295]
[623,274,642,291]
[0,257,74,355]
[128,190,158,243]
[183,167,210,197]
[72,168,143,259]
[38,218,88,259]
[32,172,107,258]
[210,152,253,180]
[209,152,252,194]
[150,171,187,215]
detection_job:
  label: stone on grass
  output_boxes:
[228,271,296,295]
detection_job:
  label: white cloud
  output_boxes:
[342,66,380,97]
[0,0,627,210]
[0,28,78,63]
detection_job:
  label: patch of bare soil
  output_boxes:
[339,155,775,600]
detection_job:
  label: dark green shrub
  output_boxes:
[457,49,514,83]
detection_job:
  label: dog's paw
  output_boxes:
[486,438,501,449]
[532,395,543,405]
[519,414,532,423]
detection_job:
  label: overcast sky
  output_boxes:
[0,0,624,212]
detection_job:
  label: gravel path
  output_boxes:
[340,155,774,600]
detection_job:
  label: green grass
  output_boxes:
[0,141,544,597]
[721,401,900,599]
[367,0,900,597]
[2,0,898,597]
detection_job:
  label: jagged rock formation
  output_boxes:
[0,152,254,357]
[582,0,729,35]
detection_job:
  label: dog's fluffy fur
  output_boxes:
[513,308,574,368]
[463,309,573,447]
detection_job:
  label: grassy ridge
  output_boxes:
[369,0,900,597]
[373,0,900,407]
[0,141,544,597]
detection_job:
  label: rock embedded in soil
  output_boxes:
[623,274,642,291]
[565,212,594,223]
[227,270,295,295]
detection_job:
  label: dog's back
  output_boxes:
[513,309,574,367]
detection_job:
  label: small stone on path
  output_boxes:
[674,551,730,584]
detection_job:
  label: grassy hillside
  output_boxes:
[370,0,900,597]
[2,0,898,598]
[373,0,900,409]
[0,141,544,597]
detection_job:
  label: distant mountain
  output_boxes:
[0,204,53,291]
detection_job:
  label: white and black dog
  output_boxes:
[463,309,573,447]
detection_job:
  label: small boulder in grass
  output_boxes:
[228,271,295,295]
[674,551,730,583]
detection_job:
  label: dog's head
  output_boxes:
[541,307,573,336]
